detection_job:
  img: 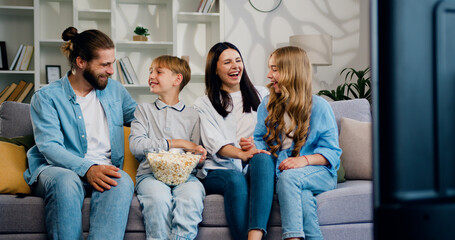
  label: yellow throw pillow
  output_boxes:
[123,127,139,185]
[0,141,32,194]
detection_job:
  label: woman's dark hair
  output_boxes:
[61,27,114,70]
[205,42,261,117]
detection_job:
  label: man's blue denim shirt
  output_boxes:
[24,72,137,185]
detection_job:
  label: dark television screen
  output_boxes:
[372,0,455,239]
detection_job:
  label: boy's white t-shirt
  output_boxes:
[76,89,112,165]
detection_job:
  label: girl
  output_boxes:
[253,46,342,240]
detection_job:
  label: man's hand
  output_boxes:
[85,165,121,192]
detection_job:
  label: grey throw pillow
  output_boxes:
[339,117,373,180]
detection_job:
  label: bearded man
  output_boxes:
[24,27,137,240]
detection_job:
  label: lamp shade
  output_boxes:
[289,35,332,66]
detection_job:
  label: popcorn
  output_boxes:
[146,149,200,186]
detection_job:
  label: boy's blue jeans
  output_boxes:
[34,166,134,240]
[136,174,205,240]
[276,165,337,240]
[201,153,276,240]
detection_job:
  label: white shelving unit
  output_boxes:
[0,0,223,104]
[0,1,35,103]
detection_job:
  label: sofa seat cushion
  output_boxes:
[0,195,45,233]
[200,180,373,228]
[317,180,373,225]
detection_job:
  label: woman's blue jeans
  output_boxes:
[201,153,275,240]
[276,165,337,240]
[34,165,134,240]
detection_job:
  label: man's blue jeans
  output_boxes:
[34,166,134,240]
[276,165,337,240]
[135,174,205,240]
[201,153,275,240]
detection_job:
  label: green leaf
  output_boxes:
[319,66,371,102]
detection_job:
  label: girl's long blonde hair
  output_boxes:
[264,46,313,157]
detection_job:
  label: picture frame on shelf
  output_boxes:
[0,41,8,70]
[46,65,61,84]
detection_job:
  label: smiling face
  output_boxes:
[83,48,115,90]
[267,54,281,94]
[148,64,179,95]
[216,48,243,92]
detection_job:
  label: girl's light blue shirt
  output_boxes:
[254,95,342,178]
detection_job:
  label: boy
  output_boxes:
[129,55,206,240]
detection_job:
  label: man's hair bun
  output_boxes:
[62,27,78,42]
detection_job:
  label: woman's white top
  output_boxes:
[193,86,269,178]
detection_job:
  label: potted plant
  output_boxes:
[133,26,149,41]
[317,67,372,103]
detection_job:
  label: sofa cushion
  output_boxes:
[329,99,372,182]
[0,195,45,233]
[329,99,372,130]
[123,127,139,185]
[0,101,33,138]
[339,117,373,180]
[337,161,346,183]
[0,141,32,194]
[0,135,35,151]
[317,180,373,225]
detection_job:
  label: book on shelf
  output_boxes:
[0,41,8,70]
[15,82,34,103]
[119,58,133,84]
[202,0,216,13]
[121,57,140,85]
[9,44,24,70]
[197,0,208,12]
[14,45,26,71]
[19,45,34,71]
[116,60,126,85]
[0,83,17,104]
[207,0,216,13]
[0,85,10,98]
[6,80,27,101]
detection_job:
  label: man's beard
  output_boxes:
[83,67,109,90]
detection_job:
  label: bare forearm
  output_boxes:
[167,139,197,150]
[218,144,243,159]
[278,153,329,171]
[218,144,270,161]
[305,154,329,166]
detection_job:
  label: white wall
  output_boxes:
[222,0,370,93]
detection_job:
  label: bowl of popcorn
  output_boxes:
[145,148,201,186]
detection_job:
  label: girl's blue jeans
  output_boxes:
[201,153,276,240]
[135,174,205,240]
[34,166,134,240]
[276,165,337,240]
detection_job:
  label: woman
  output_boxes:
[193,42,270,240]
[252,46,342,240]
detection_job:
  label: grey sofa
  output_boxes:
[0,99,373,240]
